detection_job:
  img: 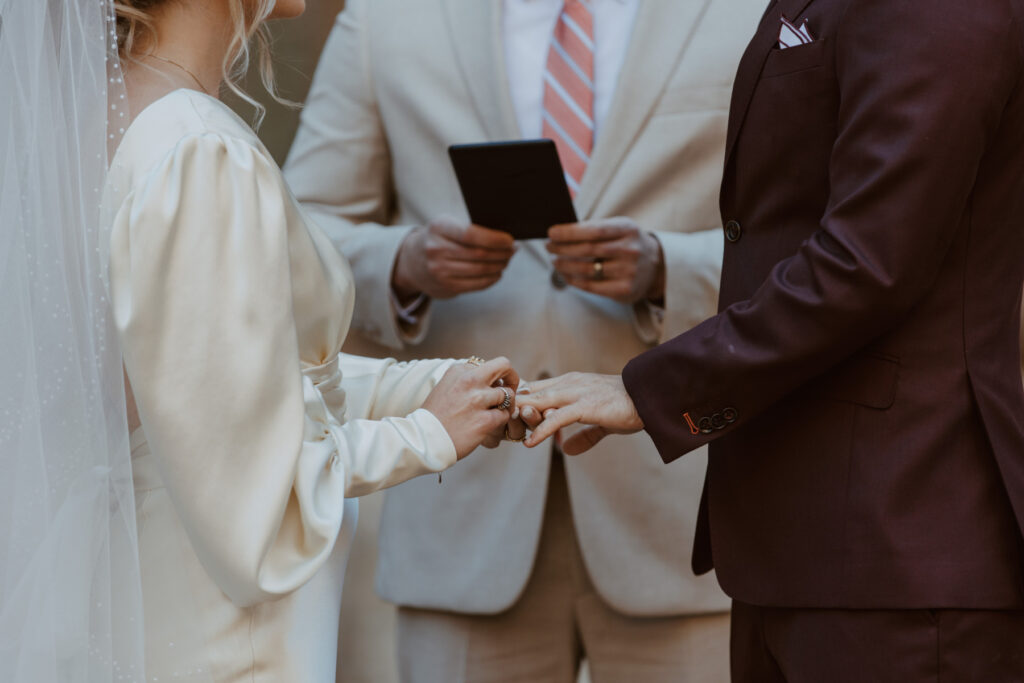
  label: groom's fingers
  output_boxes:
[524,406,582,447]
[562,426,609,455]
[519,405,543,430]
[518,376,561,395]
[516,379,578,411]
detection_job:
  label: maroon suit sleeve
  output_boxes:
[623,0,1022,463]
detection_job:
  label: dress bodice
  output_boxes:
[103,89,456,682]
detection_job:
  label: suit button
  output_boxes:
[723,407,738,424]
[697,417,714,435]
[724,220,742,243]
[711,413,726,430]
[551,271,568,289]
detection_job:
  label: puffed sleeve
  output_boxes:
[109,133,457,607]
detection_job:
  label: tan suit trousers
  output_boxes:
[396,455,730,683]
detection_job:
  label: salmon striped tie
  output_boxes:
[542,0,595,197]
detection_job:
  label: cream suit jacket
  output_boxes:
[285,0,765,616]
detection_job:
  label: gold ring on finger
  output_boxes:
[505,425,526,442]
[592,259,605,280]
[467,355,485,366]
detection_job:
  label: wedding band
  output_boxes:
[592,259,605,280]
[498,387,513,410]
[505,425,526,442]
[467,355,485,366]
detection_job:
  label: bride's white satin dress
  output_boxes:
[103,89,458,682]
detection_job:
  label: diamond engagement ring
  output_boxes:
[467,355,485,366]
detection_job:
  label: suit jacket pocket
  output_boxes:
[762,38,828,79]
[818,352,900,410]
[655,83,733,115]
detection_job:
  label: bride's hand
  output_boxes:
[423,357,520,459]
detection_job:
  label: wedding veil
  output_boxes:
[0,0,145,680]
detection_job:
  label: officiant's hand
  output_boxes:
[517,373,643,454]
[547,218,665,303]
[423,357,520,459]
[393,217,516,300]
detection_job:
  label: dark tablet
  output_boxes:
[448,140,578,240]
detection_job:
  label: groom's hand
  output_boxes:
[518,373,643,454]
[393,217,516,300]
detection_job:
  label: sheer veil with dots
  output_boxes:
[0,0,146,680]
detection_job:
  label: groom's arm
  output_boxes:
[623,0,1019,463]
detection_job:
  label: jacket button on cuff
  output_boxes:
[723,407,739,423]
[724,220,742,243]
[711,413,726,430]
[698,417,714,434]
[551,271,568,289]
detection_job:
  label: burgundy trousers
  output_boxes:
[731,600,1024,682]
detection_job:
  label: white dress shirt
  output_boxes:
[503,0,641,140]
[391,0,642,326]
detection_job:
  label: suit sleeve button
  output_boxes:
[724,220,742,243]
[697,417,715,434]
[723,407,738,423]
[711,413,726,430]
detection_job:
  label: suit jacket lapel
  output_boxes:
[441,0,521,141]
[576,0,714,219]
[723,0,815,166]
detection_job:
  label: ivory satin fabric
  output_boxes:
[104,89,457,682]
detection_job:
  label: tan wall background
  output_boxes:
[227,0,347,164]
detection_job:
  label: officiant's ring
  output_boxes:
[497,387,513,410]
[467,356,485,366]
[592,259,605,280]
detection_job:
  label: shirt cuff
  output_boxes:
[390,288,429,326]
[632,298,667,345]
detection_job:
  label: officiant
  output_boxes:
[285,0,765,680]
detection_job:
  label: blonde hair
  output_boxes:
[114,0,290,127]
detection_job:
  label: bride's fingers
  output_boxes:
[474,356,513,385]
[496,366,521,392]
[483,405,511,432]
[562,425,609,455]
[479,386,515,409]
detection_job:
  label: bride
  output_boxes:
[110,0,529,679]
[1,0,522,681]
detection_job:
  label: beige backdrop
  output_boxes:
[228,1,347,164]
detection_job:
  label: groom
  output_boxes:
[520,0,1024,679]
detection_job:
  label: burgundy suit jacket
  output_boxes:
[623,0,1024,609]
